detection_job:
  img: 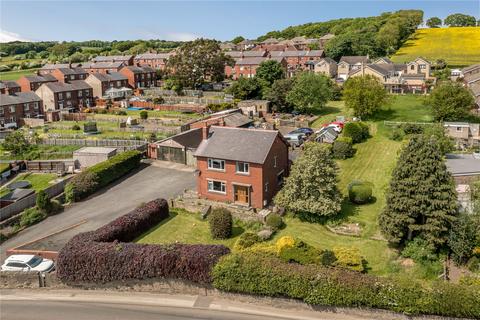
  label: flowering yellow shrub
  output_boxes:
[332,247,364,272]
[275,236,296,255]
[473,247,480,256]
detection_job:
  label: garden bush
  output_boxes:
[209,208,233,239]
[36,190,52,213]
[275,236,295,254]
[234,232,261,251]
[19,207,47,228]
[319,249,337,266]
[332,136,355,159]
[265,214,283,230]
[347,181,373,204]
[402,123,424,135]
[139,110,148,119]
[388,127,405,141]
[212,253,480,318]
[332,247,365,272]
[57,198,230,283]
[343,122,369,144]
[65,150,142,202]
[71,124,81,131]
[278,240,321,265]
[116,110,127,116]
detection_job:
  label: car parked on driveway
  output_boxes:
[284,132,306,147]
[290,127,314,136]
[1,255,55,273]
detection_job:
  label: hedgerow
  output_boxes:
[65,150,142,202]
[212,253,480,318]
[57,199,230,284]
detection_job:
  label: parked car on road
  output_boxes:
[284,132,305,147]
[1,255,55,273]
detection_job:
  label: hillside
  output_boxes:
[391,27,480,67]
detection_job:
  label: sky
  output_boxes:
[0,0,479,42]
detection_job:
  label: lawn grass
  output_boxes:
[0,144,82,161]
[391,27,480,67]
[0,172,56,197]
[0,68,39,81]
[125,109,201,119]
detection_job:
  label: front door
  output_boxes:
[234,185,249,205]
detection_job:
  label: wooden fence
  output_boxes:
[383,121,435,127]
[40,139,148,152]
[0,176,72,222]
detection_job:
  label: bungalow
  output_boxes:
[194,126,289,208]
[337,56,370,80]
[119,65,156,89]
[84,72,130,99]
[0,80,21,95]
[0,92,43,128]
[17,73,58,92]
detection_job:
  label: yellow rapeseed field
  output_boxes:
[391,27,480,67]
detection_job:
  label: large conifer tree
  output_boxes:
[379,135,458,248]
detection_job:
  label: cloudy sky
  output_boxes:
[0,0,479,42]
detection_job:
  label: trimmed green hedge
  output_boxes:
[65,150,142,202]
[212,253,480,318]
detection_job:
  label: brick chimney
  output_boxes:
[202,125,210,140]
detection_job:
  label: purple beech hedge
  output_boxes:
[57,198,230,283]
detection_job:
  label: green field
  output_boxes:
[0,68,38,81]
[0,173,56,197]
[391,27,480,67]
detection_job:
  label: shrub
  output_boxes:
[57,199,230,283]
[139,110,148,119]
[343,122,369,144]
[467,256,480,272]
[319,249,337,266]
[332,136,355,159]
[116,110,127,116]
[265,214,283,230]
[402,123,424,135]
[275,236,295,254]
[71,124,81,130]
[212,253,480,318]
[257,229,273,241]
[347,181,373,204]
[234,232,261,251]
[65,151,141,202]
[332,247,365,272]
[389,127,404,141]
[19,207,47,228]
[84,121,98,133]
[278,240,321,265]
[402,237,438,263]
[209,208,233,239]
[36,190,52,213]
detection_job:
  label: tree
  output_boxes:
[423,124,454,154]
[231,36,245,44]
[128,43,148,55]
[286,72,332,113]
[425,81,474,121]
[36,190,52,213]
[426,17,442,28]
[167,38,234,88]
[255,60,285,85]
[444,13,476,27]
[69,52,85,63]
[343,75,389,118]
[263,78,294,112]
[226,77,265,100]
[275,143,342,221]
[379,135,458,248]
[448,214,480,264]
[2,131,30,156]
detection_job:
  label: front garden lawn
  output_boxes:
[0,172,57,197]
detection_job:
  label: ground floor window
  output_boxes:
[208,180,226,194]
[277,170,285,186]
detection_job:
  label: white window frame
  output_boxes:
[78,90,83,97]
[9,106,15,113]
[23,103,29,111]
[236,161,249,174]
[66,92,71,99]
[207,158,225,171]
[207,179,226,194]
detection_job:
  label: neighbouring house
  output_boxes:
[461,64,480,79]
[0,92,43,128]
[226,50,267,59]
[194,126,289,208]
[461,65,480,107]
[119,65,156,89]
[38,63,82,75]
[312,57,338,78]
[73,147,117,169]
[268,50,325,76]
[186,109,253,131]
[225,56,287,79]
[84,72,131,99]
[92,55,134,66]
[237,39,255,51]
[220,42,237,51]
[17,73,58,92]
[252,44,298,52]
[50,67,89,83]
[0,81,21,95]
[337,56,370,80]
[319,33,335,47]
[261,38,279,45]
[446,153,480,213]
[35,81,93,113]
[80,61,126,74]
[237,100,271,117]
[134,52,172,70]
[444,122,480,148]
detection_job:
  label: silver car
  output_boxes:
[1,254,55,273]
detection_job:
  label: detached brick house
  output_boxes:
[0,80,21,95]
[35,81,93,112]
[119,65,156,89]
[194,126,289,208]
[0,92,43,128]
[17,73,58,92]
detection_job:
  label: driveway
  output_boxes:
[1,162,195,258]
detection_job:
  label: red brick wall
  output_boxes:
[262,136,289,203]
[0,100,43,127]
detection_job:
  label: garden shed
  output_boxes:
[73,147,117,169]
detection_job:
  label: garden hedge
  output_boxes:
[65,150,142,202]
[332,136,355,159]
[212,253,480,318]
[57,199,230,284]
[343,122,369,144]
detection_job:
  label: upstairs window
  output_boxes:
[236,162,249,174]
[208,158,225,171]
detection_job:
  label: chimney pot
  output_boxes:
[202,125,210,140]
